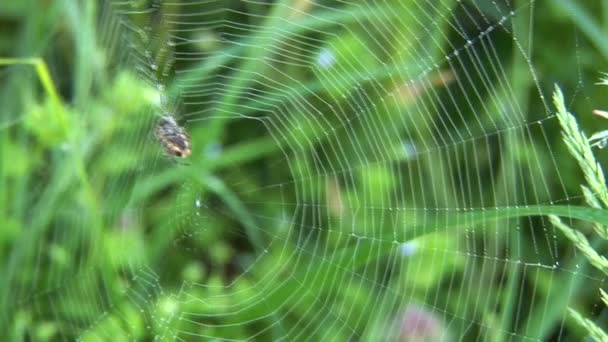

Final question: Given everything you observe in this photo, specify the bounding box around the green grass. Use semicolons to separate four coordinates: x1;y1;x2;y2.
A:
2;0;608;340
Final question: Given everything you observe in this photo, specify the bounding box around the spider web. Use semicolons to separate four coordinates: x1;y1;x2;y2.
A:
6;0;607;340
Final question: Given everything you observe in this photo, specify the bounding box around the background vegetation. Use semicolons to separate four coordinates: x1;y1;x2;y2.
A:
1;0;608;340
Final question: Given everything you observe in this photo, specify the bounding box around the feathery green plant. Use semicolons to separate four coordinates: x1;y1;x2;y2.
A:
553;84;608;340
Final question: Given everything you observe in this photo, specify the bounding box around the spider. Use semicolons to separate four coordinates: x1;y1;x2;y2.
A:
155;115;192;158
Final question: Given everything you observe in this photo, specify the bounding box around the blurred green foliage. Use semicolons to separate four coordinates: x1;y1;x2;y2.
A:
1;0;608;341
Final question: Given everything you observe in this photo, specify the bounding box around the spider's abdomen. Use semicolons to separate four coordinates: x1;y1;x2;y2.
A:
155;116;192;158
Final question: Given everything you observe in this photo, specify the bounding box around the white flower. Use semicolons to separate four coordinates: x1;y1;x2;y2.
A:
317;48;336;68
